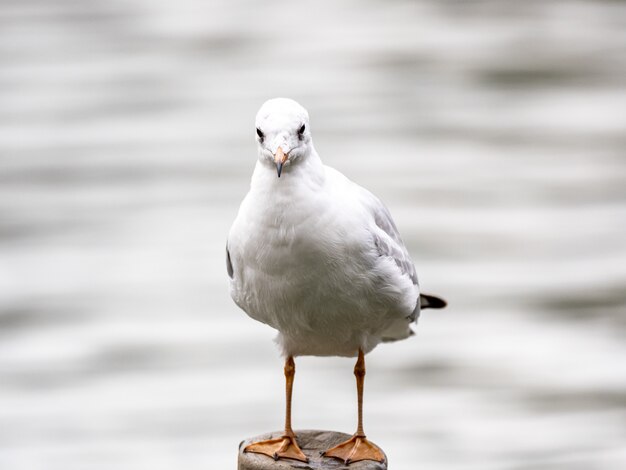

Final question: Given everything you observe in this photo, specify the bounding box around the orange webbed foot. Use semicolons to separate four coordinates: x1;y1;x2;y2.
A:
323;434;385;465
244;433;308;463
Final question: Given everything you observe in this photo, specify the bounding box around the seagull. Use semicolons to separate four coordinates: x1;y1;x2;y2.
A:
227;98;446;464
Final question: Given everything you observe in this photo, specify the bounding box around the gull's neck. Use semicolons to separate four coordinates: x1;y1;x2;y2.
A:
250;146;325;193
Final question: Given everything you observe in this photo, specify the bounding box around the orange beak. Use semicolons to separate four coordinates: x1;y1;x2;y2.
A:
274;146;288;177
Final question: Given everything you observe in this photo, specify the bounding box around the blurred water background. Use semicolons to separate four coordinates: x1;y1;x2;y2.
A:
1;1;625;469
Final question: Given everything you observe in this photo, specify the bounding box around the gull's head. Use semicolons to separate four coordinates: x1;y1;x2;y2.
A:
255;98;312;178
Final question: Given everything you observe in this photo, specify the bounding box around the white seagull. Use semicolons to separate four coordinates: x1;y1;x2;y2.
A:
227;98;446;464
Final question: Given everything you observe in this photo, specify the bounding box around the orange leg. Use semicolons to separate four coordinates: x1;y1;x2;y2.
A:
323;349;385;465
244;356;308;462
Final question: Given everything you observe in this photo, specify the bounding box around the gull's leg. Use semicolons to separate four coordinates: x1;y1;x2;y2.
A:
244;356;308;462
323;349;385;464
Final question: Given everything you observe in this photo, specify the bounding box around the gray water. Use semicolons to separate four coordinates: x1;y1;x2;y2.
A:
1;1;625;469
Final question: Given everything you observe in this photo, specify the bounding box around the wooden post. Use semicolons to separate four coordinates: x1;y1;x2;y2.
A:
238;430;388;469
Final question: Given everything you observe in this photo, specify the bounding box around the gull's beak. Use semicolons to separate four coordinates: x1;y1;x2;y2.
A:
274;146;288;177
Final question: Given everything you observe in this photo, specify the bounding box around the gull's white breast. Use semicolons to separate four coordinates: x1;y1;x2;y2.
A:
228;163;418;357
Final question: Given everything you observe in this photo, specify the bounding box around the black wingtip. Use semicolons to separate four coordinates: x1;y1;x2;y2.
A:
420;293;447;309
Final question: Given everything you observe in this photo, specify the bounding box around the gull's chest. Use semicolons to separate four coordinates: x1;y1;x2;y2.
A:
230;191;370;323
241;200;335;279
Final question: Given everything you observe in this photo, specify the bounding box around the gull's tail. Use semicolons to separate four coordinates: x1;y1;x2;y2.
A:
420;293;447;309
380;293;447;343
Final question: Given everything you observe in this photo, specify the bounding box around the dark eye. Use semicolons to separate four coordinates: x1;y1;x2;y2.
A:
256;128;264;141
298;124;306;136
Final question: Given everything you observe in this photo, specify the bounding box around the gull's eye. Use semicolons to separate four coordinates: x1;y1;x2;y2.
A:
256;128;264;141
298;124;306;137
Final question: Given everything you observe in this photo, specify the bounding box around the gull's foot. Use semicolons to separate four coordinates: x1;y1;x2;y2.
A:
244;433;308;463
323;434;385;465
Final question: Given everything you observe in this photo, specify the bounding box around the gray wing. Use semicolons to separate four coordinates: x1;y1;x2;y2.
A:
369;197;418;287
367;195;448;316
366;194;448;317
226;241;234;279
358;186;422;323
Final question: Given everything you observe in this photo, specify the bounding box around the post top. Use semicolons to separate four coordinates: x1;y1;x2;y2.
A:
238;430;388;470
